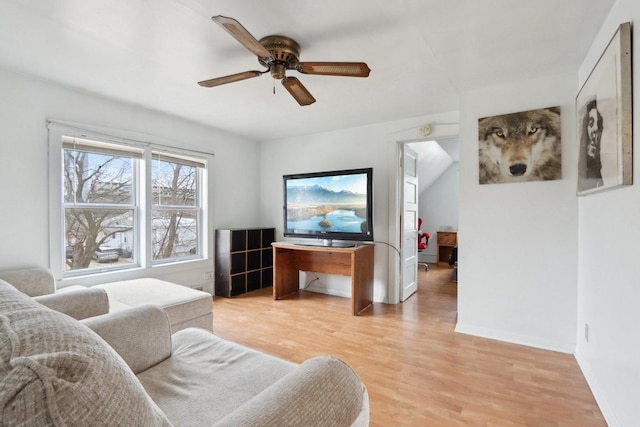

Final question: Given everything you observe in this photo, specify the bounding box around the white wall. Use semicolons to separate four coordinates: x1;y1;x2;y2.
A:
258;113;459;303
419;162;459;263
456;72;579;353
258;123;390;302
575;1;640;425
0;67;261;292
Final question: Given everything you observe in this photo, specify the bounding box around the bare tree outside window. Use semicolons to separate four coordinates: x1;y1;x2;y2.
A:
59;136;205;276
152;155;199;261
63;149;135;271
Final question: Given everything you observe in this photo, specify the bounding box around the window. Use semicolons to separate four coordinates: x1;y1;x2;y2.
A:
63;137;140;273
151;152;204;263
50;127;208;277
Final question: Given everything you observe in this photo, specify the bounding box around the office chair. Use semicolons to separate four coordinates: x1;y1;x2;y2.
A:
418;218;430;271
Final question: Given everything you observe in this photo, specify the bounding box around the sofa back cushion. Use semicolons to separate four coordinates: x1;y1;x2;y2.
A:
0;279;172;426
0;267;55;297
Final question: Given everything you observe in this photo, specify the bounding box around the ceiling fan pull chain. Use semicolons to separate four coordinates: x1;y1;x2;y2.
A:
273;78;276;95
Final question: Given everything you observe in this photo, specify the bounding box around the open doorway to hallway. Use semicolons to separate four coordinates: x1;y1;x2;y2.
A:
404;262;458;312
400;136;459;300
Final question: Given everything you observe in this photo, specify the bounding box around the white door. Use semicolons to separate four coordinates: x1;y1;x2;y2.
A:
400;145;419;301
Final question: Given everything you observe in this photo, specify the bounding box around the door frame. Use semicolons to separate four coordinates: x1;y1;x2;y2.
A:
387;129;458;304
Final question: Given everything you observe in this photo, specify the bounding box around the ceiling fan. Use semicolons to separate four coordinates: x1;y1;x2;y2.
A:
198;16;371;106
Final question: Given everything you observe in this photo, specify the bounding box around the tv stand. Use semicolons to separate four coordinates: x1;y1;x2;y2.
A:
272;242;374;316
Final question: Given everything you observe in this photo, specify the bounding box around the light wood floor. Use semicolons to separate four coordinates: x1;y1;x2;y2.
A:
212;264;605;426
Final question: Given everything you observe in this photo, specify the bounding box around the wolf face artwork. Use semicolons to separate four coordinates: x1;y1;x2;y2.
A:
478;107;561;184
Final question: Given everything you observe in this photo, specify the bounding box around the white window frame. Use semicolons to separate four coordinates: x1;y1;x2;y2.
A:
150;151;205;265
48;121;210;280
62;136;143;275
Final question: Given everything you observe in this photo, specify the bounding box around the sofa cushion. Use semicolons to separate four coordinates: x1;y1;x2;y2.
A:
0;267;55;297
214;356;367;427
83;305;172;375
137;327;296;426
0;279;172;426
95;278;213;331
34;287;109;320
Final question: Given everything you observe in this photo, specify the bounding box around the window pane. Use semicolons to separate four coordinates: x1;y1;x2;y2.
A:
56;132;206;278
65;208;135;271
152;209;198;261
152;157;197;206
64;149;133;204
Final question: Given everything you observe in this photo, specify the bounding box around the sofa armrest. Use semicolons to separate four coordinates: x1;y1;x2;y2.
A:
82;305;172;374
213;355;368;427
0;267;55;297
34;287;109;320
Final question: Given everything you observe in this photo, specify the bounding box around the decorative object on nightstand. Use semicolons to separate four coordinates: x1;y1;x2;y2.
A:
215;227;275;297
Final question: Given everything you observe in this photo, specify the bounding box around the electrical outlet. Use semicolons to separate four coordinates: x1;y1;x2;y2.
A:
204;271;214;280
584;323;589;342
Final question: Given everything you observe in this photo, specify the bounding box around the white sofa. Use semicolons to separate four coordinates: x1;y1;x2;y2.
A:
0;277;370;426
0;267;213;332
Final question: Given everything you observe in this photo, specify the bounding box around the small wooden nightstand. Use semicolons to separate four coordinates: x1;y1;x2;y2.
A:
436;231;457;265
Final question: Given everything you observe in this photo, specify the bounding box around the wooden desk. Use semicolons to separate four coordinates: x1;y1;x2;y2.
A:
272;242;374;316
436;231;457;265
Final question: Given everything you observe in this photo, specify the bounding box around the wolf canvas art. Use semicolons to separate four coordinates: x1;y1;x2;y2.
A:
478;107;561;184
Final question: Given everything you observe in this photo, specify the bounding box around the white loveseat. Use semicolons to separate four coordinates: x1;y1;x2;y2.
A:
0;277;370;426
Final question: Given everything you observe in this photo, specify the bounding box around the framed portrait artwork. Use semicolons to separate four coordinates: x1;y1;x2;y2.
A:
576;22;633;195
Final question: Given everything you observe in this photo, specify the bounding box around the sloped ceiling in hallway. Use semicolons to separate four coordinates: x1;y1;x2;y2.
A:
409;138;459;193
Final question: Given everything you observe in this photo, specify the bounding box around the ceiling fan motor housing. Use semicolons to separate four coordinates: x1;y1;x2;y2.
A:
258;35;301;79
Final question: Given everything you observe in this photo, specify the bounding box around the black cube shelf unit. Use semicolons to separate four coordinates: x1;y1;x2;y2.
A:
214;227;275;297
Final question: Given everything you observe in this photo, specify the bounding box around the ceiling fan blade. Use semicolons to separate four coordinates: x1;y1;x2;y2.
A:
211;16;273;60
198;70;264;88
282;77;316;106
295;62;371;77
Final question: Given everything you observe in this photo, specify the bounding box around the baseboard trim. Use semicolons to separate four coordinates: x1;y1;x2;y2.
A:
454;322;574;354
574;349;620;426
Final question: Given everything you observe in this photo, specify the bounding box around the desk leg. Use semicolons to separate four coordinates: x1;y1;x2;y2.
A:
351;246;374;315
273;248;300;299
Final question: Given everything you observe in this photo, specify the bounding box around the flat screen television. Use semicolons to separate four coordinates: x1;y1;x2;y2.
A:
283;168;374;246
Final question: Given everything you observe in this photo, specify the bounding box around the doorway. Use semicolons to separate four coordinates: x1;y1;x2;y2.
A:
396;136;459;302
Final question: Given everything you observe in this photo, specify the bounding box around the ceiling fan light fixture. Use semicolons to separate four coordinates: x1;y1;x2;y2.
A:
271;63;287;80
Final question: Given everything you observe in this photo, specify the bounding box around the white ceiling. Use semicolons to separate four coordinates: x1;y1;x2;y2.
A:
0;0;615;141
